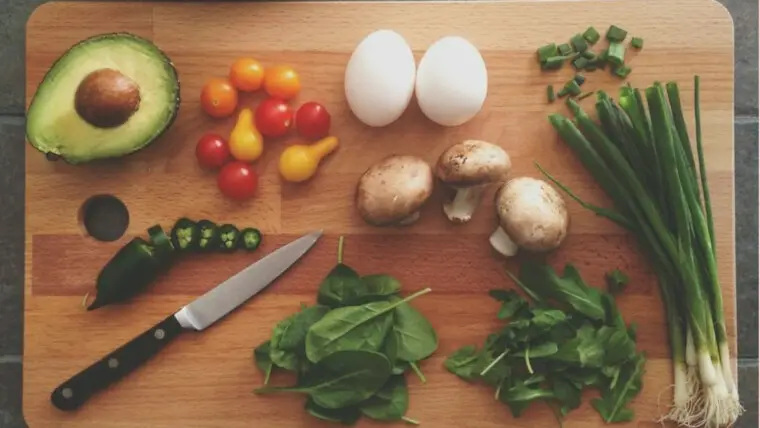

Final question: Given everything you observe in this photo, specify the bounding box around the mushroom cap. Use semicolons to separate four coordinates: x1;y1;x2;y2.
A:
356;155;434;226
435;140;511;187
494;176;569;252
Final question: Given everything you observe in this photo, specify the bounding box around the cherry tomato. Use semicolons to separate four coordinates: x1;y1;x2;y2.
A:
217;161;258;200
229;58;265;92
295;102;331;140
200;77;238;118
255;97;293;138
195;133;231;169
263;65;300;100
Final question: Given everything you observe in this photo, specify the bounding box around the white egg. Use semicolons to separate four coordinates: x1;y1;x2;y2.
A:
344;30;416;127
415;36;488;127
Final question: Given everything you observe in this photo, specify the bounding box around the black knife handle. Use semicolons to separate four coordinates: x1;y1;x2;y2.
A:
51;314;185;411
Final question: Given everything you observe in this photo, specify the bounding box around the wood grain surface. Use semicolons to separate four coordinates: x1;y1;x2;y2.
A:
23;1;736;427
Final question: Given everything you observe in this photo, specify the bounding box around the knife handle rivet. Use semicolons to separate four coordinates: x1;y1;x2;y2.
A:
154;329;166;340
61;388;73;399
108;357;119;369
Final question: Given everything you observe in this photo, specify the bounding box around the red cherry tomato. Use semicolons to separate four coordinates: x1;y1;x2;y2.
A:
255;97;293;138
217;161;258;200
295;102;331;140
195;133;230;169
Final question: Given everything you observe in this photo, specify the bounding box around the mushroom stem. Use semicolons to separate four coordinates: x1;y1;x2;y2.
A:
489;226;518;257
443;186;485;223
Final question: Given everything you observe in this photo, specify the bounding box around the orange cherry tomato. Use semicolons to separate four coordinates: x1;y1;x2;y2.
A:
200;77;238;118
229;58;265;92
263;65;301;100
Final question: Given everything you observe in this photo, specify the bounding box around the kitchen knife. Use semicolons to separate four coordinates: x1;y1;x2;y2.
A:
50;230;323;411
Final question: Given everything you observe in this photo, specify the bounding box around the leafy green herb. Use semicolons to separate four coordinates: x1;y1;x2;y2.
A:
253;340;273;385
445;262;645;424
253;236;437;426
359;375;419;425
255;350;391;409
605;269;630;295
305;398;361;425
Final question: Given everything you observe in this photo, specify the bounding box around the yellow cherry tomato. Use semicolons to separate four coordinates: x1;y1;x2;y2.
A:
279;136;338;182
229;108;263;162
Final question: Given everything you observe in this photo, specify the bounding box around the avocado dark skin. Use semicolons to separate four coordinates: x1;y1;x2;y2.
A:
75;68;141;128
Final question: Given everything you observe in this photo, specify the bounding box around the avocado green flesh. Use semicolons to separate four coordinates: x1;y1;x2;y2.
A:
26;33;180;164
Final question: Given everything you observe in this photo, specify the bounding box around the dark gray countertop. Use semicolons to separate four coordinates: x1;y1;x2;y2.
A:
0;1;756;426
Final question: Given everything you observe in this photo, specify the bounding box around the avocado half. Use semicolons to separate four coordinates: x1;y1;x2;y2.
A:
26;33;181;164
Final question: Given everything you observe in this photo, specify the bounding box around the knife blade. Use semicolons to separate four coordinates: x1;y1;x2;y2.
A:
50;230;323;412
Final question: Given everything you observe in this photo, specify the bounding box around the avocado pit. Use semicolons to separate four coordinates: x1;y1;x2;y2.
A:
75;68;141;128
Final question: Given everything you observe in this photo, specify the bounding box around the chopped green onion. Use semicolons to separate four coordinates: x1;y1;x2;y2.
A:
572;56;589;70
585;62;598;72
607;42;626;66
547;85;556;102
558;43;572;56
574;73;586;85
631;37;644;49
570;34;588;52
606;25;628;42
578;91;594;101
537;43;558;63
582;26;601;44
581;50;596;60
563;80;582;96
614;65;632;78
541;56;567;70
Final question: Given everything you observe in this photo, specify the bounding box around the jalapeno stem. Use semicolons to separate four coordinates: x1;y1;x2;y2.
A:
337;235;345;264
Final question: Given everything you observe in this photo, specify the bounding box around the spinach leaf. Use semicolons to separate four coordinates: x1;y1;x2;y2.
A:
488;289;529;319
389;297;438;362
316;263;363;308
253;340;273;385
254;350;391;409
359;375;413;422
552;377;582;416
498;382;555;417
605;269;629;295
353;274;402;304
591;353;645;423
382;330;408;375
305;288;430;363
444;345;481;380
519;262;606;321
305;398;361;425
270;305;329;371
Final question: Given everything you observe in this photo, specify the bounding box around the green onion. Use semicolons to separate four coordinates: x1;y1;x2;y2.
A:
543;76;744;428
572;56;589;70
614;65;632;78
631;37;644;49
574;73;586;85
547;85;556;102
562;80;582;97
578;91;594;101
606;25;628;42
581;50;596;60
607;42;626;66
541;56;567;70
570;34;588;52
582;26;601;44
537;43;558;64
558;43;572;56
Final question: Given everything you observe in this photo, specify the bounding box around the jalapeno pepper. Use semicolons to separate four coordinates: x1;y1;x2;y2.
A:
217;224;241;252
148;224;175;264
239;227;262;251
88;237;164;310
197;219;220;251
171;218;200;252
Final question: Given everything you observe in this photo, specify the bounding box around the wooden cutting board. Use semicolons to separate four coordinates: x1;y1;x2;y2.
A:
23;1;736;427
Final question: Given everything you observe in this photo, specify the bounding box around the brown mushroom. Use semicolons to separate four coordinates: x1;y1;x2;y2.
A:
489;176;569;257
435;140;511;223
356;155;434;226
75;68;141;128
